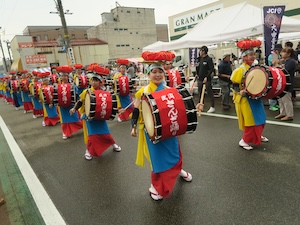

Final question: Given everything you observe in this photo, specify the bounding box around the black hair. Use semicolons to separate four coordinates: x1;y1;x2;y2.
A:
285;41;293;48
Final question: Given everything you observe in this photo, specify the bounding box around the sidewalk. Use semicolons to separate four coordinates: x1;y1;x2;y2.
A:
0;127;45;225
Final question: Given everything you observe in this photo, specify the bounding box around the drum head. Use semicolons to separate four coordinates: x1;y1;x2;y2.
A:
246;69;267;95
85;92;91;117
142;100;154;138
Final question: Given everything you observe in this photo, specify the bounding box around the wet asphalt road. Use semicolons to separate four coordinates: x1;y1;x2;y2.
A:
1;96;300;225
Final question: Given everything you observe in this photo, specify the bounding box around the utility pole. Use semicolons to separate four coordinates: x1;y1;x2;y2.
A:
0;29;8;72
3;40;12;65
0;42;7;72
50;0;73;61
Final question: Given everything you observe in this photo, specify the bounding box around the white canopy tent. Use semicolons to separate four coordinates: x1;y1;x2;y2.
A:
143;2;300;51
278;32;300;41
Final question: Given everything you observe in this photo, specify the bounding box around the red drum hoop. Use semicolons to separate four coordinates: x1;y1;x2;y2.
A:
142;87;197;143
85;90;117;120
244;65;290;99
74;75;88;88
116;76;133;95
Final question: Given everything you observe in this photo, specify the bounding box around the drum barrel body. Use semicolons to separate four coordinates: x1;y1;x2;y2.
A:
116;76;133;95
176;86;197;133
21;80;29;92
85;90;117;120
75;75;88;89
142;87;197;143
30;83;41;98
55;83;76;107
244;65;290;99
166;70;183;87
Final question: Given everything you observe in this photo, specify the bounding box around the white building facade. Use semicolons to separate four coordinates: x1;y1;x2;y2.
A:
87;6;162;60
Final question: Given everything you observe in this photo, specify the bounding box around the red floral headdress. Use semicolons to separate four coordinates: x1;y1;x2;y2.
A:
141;51;175;63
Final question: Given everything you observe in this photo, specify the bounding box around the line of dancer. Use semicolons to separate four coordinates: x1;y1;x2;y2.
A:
0;52;203;201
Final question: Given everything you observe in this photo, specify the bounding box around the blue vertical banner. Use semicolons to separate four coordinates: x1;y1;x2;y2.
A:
263;5;285;63
189;48;198;67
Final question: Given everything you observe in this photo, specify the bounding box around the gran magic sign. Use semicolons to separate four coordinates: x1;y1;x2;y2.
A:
173;4;223;32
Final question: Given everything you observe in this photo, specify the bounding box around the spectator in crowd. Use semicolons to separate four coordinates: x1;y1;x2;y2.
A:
218;53;232;109
284;41;297;59
285;41;298;100
127;63;136;79
267;43;282;111
231;55;239;70
196;46;215;113
255;46;262;63
275;47;297;121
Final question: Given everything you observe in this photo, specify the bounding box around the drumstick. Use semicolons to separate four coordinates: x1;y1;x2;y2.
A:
189;75;198;93
197;84;206;117
245;76;254;91
119;101;134;114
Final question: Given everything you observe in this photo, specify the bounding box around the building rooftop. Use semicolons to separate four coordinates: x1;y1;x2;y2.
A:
33;38;107;47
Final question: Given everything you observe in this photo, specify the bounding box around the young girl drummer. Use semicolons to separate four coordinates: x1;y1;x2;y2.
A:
70;66;121;160
131;52;201;200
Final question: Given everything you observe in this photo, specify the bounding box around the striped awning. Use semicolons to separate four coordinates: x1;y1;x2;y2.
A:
31;67;51;73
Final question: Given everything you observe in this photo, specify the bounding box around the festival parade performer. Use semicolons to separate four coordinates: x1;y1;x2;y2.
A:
10;71;23;110
56;65;82;140
230;39;269;150
73;64;88;95
113;59;134;122
4;76;13;104
69;65;121;160
49;66;60;85
29;71;44;118
20;70;34;113
0;77;5;99
130;51;201;201
163;60;185;88
39;72;60;127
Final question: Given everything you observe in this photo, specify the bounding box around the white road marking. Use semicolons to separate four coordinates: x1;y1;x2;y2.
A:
201;112;300;128
0;116;66;225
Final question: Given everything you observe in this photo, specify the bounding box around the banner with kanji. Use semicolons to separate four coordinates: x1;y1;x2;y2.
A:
263;5;285;63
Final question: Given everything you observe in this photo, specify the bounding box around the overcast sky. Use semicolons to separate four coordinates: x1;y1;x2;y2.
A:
0;0;217;42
